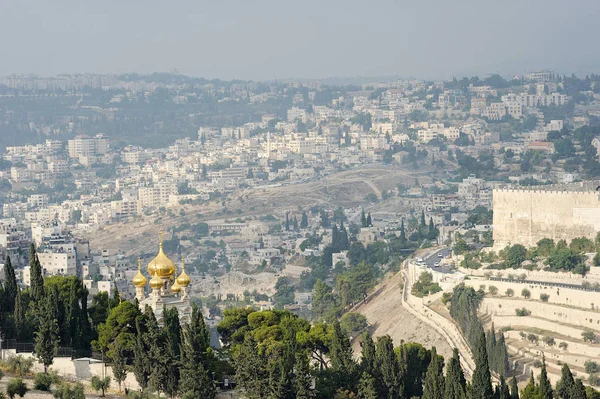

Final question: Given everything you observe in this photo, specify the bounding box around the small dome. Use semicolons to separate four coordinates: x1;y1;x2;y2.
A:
176;257;191;287
171;280;181;294
132;258;147;288
149;273;163;290
147;232;176;278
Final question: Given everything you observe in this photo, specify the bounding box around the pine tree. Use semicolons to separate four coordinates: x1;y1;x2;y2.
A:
361;209;367;227
510;376;519;399
556;363;575;398
538;354;553;399
422;346;444;399
34;289;60;372
4;256;17;312
366;213;372;227
444;348;466;399
375;335;402;399
357;372;378;399
301;211;308;229
285;212;290;231
471;329;493;399
29;244;44;302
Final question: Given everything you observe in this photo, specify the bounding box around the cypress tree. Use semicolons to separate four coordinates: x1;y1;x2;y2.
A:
366;212;372;227
400;220;407;243
13;288;24;340
163;307;181;398
556;363;575;398
29;244;44;302
293;350;315;399
301;211;308;229
510;376;519;399
109;338;127;392
422;346;445;399
420;210;426;227
444;348;466;399
520;372;540;399
572;379;587;399
339;221;349;250
497;332;510;376
375;335;402;399
538;354;553;399
360;332;376;373
486;324;497;374
293;216;299;231
498;375;511;399
34;289;60;372
471;329;493;399
329;321;356;391
285;212;290;231
361;209;367;227
4;256;17;312
357;372;378;399
132;313;151;390
332;225;339;251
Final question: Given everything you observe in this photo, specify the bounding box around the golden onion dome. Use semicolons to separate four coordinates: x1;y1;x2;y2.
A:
171;280;181;294
147;231;176;278
149;273;163;290
132;258;147;288
176;257;191;287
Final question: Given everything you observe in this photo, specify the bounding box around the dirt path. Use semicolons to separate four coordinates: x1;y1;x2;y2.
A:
351;271;453;360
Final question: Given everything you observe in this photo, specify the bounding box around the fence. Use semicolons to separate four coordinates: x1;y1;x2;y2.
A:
0;339;92;359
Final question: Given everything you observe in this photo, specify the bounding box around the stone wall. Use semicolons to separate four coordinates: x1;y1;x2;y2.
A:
493;188;600;249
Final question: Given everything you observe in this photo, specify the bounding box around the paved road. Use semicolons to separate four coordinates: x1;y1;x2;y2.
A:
421;248;453;274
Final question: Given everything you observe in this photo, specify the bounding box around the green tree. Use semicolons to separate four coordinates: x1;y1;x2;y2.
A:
294;350;315;399
90;376;111;397
3;256;17;312
29;244;45;302
498;376;511;399
329;321;357;390
471;329;493;399
35;289;60;372
444;348;466;399
538;355;553;399
357;372;378;399
361;209;367;228
13;289;25;340
109;339;127;393
556;363;575;399
52;382;85;399
375;335;403;399
521;372;541;399
301;211;309;229
312;279;337;322
422;346;444;399
366;212;372;227
510;376;519;399
504;244;527;268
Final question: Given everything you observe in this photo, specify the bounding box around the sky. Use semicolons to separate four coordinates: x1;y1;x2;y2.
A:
1;0;600;81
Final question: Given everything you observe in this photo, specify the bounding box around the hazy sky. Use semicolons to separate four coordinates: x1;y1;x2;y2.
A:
1;0;599;81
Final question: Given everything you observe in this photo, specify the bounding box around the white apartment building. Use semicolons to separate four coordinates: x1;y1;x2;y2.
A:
287;107;307;122
67;134;109;159
37;249;77;276
121;146;148;164
27;194;49;209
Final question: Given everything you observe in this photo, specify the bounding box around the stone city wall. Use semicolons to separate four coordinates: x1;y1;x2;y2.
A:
492;188;600;250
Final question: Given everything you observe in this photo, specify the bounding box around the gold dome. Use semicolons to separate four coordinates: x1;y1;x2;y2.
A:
176;257;191;287
149;272;163;290
147;232;176;278
132;258;147;288
170;280;181;294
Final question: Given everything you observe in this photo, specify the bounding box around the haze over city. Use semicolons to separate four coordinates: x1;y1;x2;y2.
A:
2;0;600;80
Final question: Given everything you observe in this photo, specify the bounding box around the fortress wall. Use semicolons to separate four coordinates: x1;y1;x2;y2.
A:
481;297;600;332
493;189;600;250
463;279;600;310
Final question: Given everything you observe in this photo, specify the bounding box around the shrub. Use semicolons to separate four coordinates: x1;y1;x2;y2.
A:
559;342;568;350
540;293;550;302
586;361;600;374
521;288;531;298
516;308;531;317
582;330;598;343
6;378;28;399
488;285;498;295
589;374;600;387
52;383;85;399
6;356;34;377
527;333;539;343
533;360;543;368
505;288;514;297
542;336;555;346
34;372;57;391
